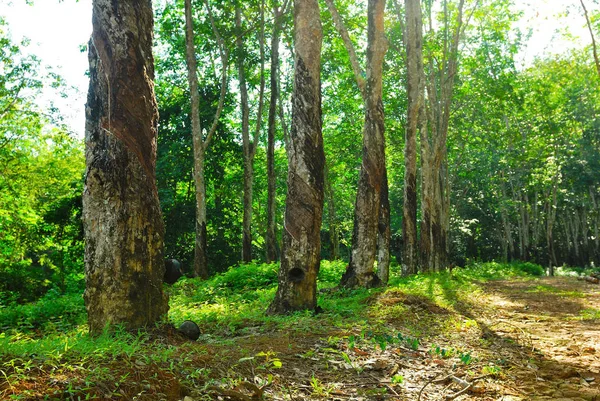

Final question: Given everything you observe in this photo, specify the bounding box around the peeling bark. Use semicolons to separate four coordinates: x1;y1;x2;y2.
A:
339;0;388;289
267;0;324;314
266;1;284;264
84;0;168;334
403;0;423;276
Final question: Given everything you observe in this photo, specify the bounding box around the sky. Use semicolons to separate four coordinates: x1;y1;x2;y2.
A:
0;0;594;137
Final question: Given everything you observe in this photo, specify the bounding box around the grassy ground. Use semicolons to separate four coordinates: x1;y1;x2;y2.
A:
1;261;599;400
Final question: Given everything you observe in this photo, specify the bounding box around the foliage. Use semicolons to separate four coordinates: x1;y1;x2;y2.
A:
0;17;84;303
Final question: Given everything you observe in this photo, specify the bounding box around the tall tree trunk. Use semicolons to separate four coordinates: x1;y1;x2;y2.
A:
325;161;340;260
377;167;391;284
84;0;168;334
340;0;388;288
581;207;590;266
185;0;228;278
590;187;600;264
185;0;209;278
266;4;282;264
403;0;423;276
237;0;266;263
500;177;515;262
547;184;558;275
420;0;466;272
237;3;253;263
267;0;324;314
580;0;600;78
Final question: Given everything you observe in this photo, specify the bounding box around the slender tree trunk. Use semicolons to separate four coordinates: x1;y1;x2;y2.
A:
325;161;340;260
377;167;390;284
420;0;466;272
563;215;573;265
581;207;590;266
185;0;228;277
236;3;253;263
403;0;423;276
185;0;209;278
590;187;600;264
266;3;283;264
580;0;600;78
572;210;581;264
340;0;388;288
84;0;168;334
547;184;558;275
267;0;324;314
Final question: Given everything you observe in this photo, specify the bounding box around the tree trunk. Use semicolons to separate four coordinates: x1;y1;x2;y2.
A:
267;0;324;314
580;0;600;78
185;0;210;278
547;184;558;275
83;0;168;335
377;167;390;284
419;0;466;272
236;3;253;263
340;0;388;289
402;0;423;276
266;2;284;264
185;0;228;277
325;161;340;260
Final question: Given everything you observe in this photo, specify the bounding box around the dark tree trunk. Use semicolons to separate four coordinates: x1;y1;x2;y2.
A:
266;2;283;264
340;0;388;289
325;161;340;260
83;0;168;335
403;0;423;276
267;0;324;314
377;167;390;284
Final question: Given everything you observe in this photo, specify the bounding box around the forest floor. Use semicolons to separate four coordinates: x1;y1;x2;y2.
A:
1;263;600;400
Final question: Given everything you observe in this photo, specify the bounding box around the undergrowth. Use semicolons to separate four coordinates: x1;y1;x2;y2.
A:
0;260;546;399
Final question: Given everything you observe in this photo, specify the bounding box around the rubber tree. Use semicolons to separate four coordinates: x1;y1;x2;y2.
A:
83;0;168;334
325;0;389;288
267;0;324;314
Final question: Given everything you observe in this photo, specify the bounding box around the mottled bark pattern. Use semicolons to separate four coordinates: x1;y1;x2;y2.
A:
268;0;324;314
377;167;390;284
340;0;387;289
403;0;423;276
84;0;168;334
185;0;209;279
266;4;283;264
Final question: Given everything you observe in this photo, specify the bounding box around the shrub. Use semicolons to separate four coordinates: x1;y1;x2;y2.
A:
513;262;545;276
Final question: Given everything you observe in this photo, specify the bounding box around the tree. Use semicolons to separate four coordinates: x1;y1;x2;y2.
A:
184;0;228;278
328;0;388;288
419;0;469;272
83;0;168;334
265;0;289;264
267;0;324;314
403;0;424;276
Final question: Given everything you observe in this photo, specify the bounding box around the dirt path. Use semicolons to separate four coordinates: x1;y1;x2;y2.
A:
206;276;600;401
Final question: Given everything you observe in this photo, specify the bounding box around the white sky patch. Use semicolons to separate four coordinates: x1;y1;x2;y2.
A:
1;0;92;137
515;0;592;68
0;0;597;137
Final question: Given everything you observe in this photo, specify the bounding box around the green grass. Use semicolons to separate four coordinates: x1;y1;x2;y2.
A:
0;261;544;363
526;284;586;298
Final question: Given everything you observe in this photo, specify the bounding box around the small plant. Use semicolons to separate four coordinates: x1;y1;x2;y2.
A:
309;375;335;397
391;374;404;384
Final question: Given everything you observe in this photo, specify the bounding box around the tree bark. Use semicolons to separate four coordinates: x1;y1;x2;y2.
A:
403;0;423;276
266;1;285;264
339;0;388;289
419;0;466;272
325;161;340;260
237;3;253;263
185;0;228;278
83;0;168;334
267;0;324;314
377;166;390;284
